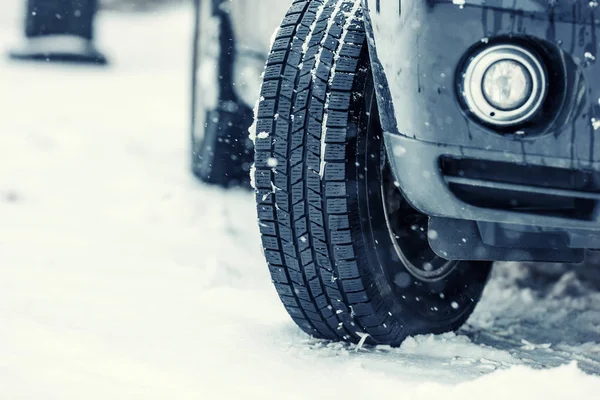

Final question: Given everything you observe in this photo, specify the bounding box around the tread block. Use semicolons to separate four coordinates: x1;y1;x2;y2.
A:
276;208;291;227
282;13;303;27
291;181;304;204
261;235;280;251
255;136;273;152
339;43;362;58
308;100;325;121
288;269;305;285
257;204;275;221
327;92;351;110
326;111;348;127
325;181;346;197
300;248;313;267
258;99;276;118
315;252;332;271
326;198;348;214
285;305;305;318
280;295;299;307
274;282;293;296
279;224;294;243
274;171;288;190
273;137;288;158
281;239;297;257
294;91;310;111
284;254;300;271
264;64;283;80
254;169;272;189
330;73;354;90
276;25;295;39
292;109;307;133
306;134;320;156
330;229;352;245
336;57;359;73
283;64;300;81
346;291;369;304
320;48;335;66
272;37;292;51
261;80;280;98
268;50;286;65
295;216;308;237
344;31;366;44
255;118;273;135
324;144;345;160
323;162;345;181
308;278;324;298
323;127;346;143
288;1;308;13
304;262;317;279
341;277;365;293
333;244;355;260
315;62;331;82
256;190;274;204
323;35;339;52
306;151;321;173
277;97;293;120
310;222;326;241
328;214;350;230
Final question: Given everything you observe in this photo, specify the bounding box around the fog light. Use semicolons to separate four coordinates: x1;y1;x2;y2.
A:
483;60;532;110
462;44;547;126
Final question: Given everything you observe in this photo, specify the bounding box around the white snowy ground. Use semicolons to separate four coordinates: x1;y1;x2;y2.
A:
0;2;599;399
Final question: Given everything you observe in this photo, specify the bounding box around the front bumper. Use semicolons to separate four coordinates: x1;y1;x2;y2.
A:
385;133;600;260
385;133;600;232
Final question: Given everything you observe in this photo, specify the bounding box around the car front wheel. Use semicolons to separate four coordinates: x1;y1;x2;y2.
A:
253;0;493;345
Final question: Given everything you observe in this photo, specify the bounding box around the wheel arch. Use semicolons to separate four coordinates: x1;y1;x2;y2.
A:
361;0;400;138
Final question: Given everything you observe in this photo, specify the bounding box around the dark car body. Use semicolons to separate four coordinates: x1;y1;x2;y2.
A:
364;0;600;262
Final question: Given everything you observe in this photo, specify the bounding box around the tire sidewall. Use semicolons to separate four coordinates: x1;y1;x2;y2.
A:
349;52;492;335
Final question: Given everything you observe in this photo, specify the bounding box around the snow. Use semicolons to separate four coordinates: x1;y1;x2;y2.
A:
0;1;599;399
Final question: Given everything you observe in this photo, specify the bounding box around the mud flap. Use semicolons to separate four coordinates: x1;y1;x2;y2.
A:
428;216;584;263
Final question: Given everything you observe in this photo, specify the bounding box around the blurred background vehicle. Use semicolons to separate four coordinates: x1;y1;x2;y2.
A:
9;0;107;64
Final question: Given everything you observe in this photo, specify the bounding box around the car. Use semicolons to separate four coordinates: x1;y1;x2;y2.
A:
190;0;288;186
194;0;600;346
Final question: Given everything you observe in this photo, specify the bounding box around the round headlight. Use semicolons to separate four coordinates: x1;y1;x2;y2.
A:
482;60;533;111
462;44;547;127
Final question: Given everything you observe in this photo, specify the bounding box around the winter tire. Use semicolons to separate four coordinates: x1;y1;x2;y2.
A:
254;0;493;346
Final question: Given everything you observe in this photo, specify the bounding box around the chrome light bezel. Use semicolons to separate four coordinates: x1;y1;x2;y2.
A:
462;44;548;127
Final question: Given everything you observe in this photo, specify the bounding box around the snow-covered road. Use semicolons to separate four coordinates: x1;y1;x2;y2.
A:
0;2;599;399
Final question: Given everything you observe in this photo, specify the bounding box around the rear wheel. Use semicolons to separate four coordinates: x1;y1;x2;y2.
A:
190;0;253;187
254;0;493;345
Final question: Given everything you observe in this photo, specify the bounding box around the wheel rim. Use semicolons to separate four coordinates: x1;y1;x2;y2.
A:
380;166;458;281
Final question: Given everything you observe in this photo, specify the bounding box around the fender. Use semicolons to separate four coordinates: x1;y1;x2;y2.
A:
361;0;401;139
